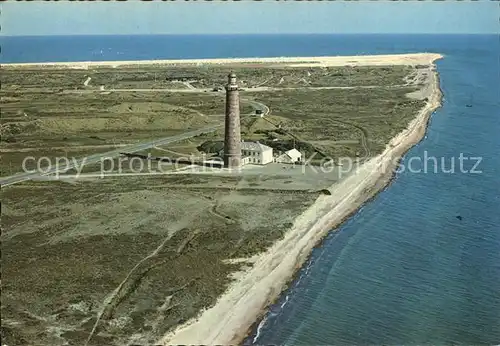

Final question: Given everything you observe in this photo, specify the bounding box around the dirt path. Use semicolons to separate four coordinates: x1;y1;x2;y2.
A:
181;81;196;90
85;231;175;345
152;146;194;158
330;118;371;159
60;84;411;95
85;211;205;345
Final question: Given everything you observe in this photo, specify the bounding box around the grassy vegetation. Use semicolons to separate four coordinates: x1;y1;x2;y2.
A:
1;64;420;175
1;62;429;345
1;65;412;91
0;148;110;176
1;178;318;345
186;87;424;160
243;87;425;158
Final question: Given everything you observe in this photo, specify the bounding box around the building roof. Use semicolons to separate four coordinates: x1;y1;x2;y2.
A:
285;148;302;160
241;141;272;152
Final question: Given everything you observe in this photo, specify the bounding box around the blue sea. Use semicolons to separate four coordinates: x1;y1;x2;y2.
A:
2;34;499;344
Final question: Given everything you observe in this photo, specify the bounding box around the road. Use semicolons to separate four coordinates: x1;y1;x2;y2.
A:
0;125;222;187
0;98;270;187
1;77;275;188
242;99;270;116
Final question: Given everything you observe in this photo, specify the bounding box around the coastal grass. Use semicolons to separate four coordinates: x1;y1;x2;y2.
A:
188;87;425;160
1;65;411;91
243;87;425;158
1;177;318;346
1;61;430;345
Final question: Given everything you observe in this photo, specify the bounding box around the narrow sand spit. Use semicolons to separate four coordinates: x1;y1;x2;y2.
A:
2;53;442;69
158;53;443;345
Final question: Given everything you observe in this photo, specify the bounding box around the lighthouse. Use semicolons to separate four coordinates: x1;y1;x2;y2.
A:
223;72;242;169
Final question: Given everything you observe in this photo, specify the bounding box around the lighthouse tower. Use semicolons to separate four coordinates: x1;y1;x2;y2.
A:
223;72;242;169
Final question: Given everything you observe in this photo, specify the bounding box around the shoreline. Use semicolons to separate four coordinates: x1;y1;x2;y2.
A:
159;53;443;345
1;53;442;69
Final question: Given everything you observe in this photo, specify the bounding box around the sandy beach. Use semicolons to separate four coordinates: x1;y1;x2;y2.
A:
155;53;443;345
2;52;442;69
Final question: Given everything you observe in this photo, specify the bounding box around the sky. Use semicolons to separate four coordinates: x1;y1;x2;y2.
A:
1;1;498;36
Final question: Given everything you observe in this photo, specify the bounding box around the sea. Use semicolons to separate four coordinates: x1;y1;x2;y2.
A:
2;34;499;345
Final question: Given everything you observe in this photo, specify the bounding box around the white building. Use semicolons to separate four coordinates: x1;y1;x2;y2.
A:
275;148;302;164
241;141;273;165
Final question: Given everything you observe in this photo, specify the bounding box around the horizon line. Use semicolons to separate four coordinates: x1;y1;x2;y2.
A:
1;33;496;38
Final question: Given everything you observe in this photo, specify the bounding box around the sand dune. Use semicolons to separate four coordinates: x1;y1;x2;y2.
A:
3;53;443;69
